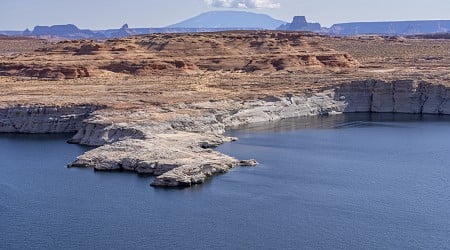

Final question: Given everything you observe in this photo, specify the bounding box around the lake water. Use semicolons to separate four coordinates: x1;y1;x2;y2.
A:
1;114;450;249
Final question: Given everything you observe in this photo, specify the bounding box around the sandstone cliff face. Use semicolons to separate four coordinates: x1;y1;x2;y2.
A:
0;105;99;133
336;80;450;114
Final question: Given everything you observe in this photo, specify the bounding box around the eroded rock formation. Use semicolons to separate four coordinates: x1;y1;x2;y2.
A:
0;32;359;79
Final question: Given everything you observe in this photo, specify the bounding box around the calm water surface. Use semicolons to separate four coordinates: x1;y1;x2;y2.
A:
1;114;450;249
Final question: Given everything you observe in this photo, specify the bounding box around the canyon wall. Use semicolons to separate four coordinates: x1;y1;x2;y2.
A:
335;80;450;114
0;105;99;133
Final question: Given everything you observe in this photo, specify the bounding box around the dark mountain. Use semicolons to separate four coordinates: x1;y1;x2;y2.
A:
329;20;450;35
167;11;286;29
277;16;321;32
30;24;102;39
108;24;134;38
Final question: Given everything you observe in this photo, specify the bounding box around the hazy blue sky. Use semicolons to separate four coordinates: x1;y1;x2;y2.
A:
1;0;449;30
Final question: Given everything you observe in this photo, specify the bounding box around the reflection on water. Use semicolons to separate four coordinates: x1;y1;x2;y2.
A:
231;113;450;133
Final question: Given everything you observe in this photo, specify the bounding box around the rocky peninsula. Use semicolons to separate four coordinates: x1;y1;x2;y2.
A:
1;32;449;187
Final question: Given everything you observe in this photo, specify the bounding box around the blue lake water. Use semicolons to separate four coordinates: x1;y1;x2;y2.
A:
1;114;450;249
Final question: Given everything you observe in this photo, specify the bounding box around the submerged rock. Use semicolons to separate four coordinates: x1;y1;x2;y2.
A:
239;159;258;167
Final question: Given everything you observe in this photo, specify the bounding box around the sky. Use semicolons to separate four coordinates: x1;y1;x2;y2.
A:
1;0;449;30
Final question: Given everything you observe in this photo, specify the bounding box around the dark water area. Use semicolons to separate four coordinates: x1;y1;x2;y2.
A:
1;114;450;249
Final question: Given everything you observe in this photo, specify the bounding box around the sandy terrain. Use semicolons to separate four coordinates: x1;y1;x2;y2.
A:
1;32;449;110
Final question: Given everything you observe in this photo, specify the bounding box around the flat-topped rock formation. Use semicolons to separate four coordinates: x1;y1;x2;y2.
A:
31;24;97;39
329;20;450;36
0;31;449;187
277;16;321;32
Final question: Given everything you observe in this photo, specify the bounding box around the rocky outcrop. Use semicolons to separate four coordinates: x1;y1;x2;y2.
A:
277;16;321;32
239;159;258;167
0;105;100;133
68;133;240;187
109;24;134;38
0;63;95;80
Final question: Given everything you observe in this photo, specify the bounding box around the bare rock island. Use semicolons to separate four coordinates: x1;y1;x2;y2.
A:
1;32;449;187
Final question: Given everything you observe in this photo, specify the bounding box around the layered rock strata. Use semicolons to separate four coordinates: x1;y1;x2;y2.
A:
336;80;450;114
0;105;100;133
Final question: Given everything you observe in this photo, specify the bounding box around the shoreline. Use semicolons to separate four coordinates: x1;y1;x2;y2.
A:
1;79;449;187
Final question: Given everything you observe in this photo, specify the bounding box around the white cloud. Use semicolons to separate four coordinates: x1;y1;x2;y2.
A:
204;0;281;9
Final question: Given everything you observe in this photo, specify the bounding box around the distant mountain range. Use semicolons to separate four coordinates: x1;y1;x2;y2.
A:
168;11;285;29
329;20;450;35
0;11;282;40
0;11;449;39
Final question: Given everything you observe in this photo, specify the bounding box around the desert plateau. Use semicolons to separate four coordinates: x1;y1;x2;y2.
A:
1;31;449;187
